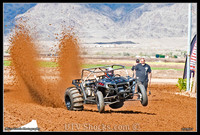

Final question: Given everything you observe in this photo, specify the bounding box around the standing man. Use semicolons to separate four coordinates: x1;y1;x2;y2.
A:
134;58;152;94
131;59;140;77
131;59;140;96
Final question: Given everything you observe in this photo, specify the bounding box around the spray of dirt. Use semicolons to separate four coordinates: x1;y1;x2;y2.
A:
9;24;81;108
57;30;81;88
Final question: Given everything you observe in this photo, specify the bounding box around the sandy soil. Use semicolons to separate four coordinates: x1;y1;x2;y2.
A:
3;66;197;132
3;83;196;132
4;60;195;132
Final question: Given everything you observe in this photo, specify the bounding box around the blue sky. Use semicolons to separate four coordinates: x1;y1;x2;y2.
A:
3;3;37;34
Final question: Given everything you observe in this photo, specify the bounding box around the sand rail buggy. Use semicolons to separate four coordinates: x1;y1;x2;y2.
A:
64;64;148;113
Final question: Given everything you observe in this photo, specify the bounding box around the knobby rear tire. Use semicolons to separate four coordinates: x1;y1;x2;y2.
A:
64;87;84;111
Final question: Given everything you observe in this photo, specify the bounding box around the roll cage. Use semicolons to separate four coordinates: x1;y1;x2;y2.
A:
81;64;129;82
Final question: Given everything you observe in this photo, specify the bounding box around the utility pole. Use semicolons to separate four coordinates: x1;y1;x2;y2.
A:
186;3;192;91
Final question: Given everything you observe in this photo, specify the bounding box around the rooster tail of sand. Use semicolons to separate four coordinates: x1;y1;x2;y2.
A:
9;24;81;108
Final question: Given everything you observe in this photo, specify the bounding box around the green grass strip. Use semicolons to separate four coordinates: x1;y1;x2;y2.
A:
151;67;184;71
38;61;58;67
3;60;59;67
3;60;11;66
82;64;107;68
3;60;184;71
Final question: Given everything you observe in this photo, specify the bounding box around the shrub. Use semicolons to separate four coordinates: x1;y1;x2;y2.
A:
155;54;165;58
123;52;130;56
176;78;194;92
176;78;187;92
159;54;165;58
155;54;159;58
139;52;143;56
5;49;10;54
173;55;178;58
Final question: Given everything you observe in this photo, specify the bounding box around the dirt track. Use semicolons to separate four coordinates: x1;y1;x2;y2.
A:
4;83;196;132
3;23;196;132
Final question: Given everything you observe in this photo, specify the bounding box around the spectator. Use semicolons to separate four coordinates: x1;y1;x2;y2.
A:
131;59;140;97
131;59;140;77
134;58;152;94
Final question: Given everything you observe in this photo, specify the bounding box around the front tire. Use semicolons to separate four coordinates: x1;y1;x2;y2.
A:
64;87;84;111
138;84;148;106
96;91;105;113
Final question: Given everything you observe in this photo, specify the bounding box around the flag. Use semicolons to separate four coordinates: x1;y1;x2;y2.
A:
190;39;197;71
183;34;197;79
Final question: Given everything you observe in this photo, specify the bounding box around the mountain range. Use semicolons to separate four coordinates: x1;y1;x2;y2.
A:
4;3;197;42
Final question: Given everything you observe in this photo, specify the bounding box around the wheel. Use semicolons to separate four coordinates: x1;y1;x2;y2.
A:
138;83;148;106
109;101;124;109
64;87;84;111
96;91;105;113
